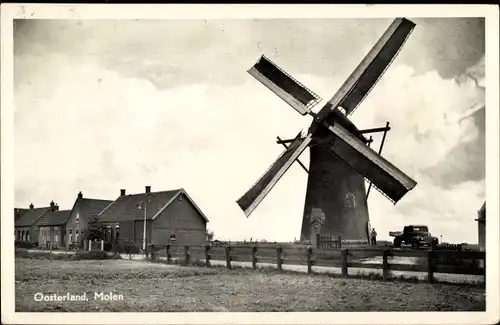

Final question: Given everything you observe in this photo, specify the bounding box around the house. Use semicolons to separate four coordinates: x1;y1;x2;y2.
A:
475;201;486;252
97;186;209;249
64;191;113;246
37;209;72;248
15;201;57;244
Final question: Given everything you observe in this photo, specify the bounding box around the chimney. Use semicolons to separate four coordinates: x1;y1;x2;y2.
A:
120;189;126;196
54;204;59;211
78;191;83;199
50;201;55;212
29;203;34;210
145;186;151;194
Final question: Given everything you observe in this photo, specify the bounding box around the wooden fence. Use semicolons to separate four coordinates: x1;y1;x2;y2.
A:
149;244;485;283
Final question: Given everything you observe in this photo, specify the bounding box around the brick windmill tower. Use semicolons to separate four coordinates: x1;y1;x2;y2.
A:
236;18;418;244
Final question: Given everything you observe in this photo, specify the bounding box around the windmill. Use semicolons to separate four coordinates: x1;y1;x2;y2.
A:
236;18;418;244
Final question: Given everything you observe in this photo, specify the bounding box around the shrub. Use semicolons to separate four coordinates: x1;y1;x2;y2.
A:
68;242;82;250
73;250;108;260
124;240;140;254
15;241;38;249
103;242;113;251
111;253;122;260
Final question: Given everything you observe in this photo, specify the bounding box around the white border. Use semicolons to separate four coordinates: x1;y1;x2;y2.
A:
1;4;499;325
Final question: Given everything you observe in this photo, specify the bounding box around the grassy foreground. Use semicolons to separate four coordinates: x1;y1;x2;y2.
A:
15;258;485;312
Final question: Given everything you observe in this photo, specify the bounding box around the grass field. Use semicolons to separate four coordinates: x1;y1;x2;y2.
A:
15;257;485;312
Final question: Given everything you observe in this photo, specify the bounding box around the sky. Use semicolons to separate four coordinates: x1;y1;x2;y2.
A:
13;18;485;244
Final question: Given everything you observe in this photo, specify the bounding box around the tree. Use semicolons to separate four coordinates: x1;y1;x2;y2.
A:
81;216;105;242
207;229;215;243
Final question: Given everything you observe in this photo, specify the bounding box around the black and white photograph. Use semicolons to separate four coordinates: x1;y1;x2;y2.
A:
1;3;499;325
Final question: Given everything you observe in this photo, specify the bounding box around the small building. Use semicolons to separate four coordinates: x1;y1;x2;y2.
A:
64;191;113;246
37;209;71;248
475;201;486;251
15;201;57;244
97;186;209;249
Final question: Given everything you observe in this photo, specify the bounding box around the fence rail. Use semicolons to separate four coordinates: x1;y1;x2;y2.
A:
148;244;485;282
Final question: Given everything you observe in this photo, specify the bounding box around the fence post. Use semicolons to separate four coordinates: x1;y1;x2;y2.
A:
204;245;211;267
382;249;390;280
276;247;282;271
166;245;171;264
225;246;232;269
341;248;348;277
337;235;342;249
150;245;155;261
307;247;313;273
252;246;257;269
184;245;190;266
427;250;434;283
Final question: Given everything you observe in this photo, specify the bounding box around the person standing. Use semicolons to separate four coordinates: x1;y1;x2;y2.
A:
370;228;377;245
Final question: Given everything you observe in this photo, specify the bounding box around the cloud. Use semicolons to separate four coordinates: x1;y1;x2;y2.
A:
346;56;485;244
14;19;485;244
15;18;485;89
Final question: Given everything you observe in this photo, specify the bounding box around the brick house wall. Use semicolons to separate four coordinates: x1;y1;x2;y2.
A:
39;226;65;248
15;226;34;243
152;193;207;246
16;219;44;244
65;205;86;245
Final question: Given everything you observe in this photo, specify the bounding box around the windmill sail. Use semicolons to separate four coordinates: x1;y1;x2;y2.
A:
248;55;322;115
317;18;415;120
324;121;416;203
237;133;313;217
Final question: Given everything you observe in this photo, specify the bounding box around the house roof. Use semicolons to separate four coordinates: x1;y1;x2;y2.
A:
14;208;29;221
77;198;114;218
98;188;209;223
15;207;51;227
37;210;72;226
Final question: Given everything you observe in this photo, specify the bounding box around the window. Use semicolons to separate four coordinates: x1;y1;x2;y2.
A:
27;231;30;241
75;213;80;224
17;230;21;241
68;228;73;243
170;234;176;242
75;229;79;242
116;226;120;239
